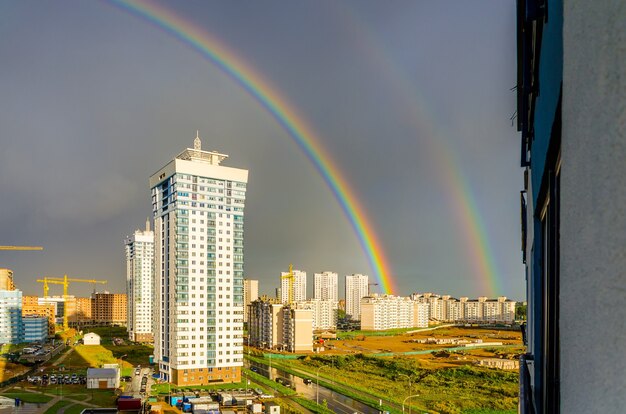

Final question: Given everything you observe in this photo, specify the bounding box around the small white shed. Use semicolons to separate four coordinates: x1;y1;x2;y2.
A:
86;368;120;389
83;332;101;345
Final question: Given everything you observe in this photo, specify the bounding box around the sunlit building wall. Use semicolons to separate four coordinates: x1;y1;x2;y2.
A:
151;135;248;386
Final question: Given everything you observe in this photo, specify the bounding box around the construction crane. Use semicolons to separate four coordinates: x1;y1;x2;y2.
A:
281;264;295;305
36;274;107;330
0;246;44;251
368;282;379;296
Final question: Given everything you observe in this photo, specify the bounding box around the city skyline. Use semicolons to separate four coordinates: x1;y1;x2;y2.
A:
0;1;523;300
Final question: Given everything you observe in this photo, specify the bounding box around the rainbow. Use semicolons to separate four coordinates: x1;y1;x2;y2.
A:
106;0;397;294
331;3;501;296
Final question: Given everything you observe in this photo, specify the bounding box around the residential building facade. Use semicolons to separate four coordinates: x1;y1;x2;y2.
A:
22;295;55;337
0;289;23;344
248;298;283;350
280;306;313;353
345;274;368;320
280;268;306;304
314;271;338;302
516;1;625;411
360;294;418;330
151;135;248;385
22;315;47;343
297;299;337;331
243;279;259;325
125;219;155;342
92;292;127;326
0;269;15;291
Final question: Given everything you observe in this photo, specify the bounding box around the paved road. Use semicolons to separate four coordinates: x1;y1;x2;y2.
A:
248;361;380;414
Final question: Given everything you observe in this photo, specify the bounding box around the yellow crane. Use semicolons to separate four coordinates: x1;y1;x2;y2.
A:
0;246;43;251
36;274;107;330
281;264;295;305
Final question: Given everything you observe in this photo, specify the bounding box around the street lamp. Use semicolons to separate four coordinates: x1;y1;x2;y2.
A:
402;394;419;414
398;374;414;414
315;365;324;406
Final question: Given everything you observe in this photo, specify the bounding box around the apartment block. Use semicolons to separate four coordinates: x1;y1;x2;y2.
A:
248;298;283;350
281;306;313;353
22;295;55;337
314;271;338;302
0;289;23;344
125;219;155;342
151;135;248;385
281;268;306;304
345;274;368;320
297;299;337;331
92;292;127;326
23;315;47;343
360;294;418;330
0;269;15;291
248;298;313;353
243;279;259;324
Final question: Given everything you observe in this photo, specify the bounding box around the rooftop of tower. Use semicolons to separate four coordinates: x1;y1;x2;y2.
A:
176;131;229;165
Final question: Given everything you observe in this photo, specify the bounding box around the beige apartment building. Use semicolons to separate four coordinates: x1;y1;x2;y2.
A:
0;269;16;291
243;279;259;325
281;306;313;353
248;298;313;352
92;292;127;326
22;295;55;337
74;297;93;326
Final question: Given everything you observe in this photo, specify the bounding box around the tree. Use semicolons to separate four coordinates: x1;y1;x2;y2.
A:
515;303;527;320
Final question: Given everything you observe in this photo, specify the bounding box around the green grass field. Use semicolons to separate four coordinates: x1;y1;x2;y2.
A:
267;353;518;414
0;389;54;404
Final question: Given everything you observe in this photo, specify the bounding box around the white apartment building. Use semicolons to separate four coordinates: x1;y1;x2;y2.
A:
412;294;516;324
360;294;418;330
125;219;155;343
314;271;338;302
413;302;430;328
0;289;23;344
345;274;368;320
150;134;248;386
280;268;306;304
243;279;259;324
297;299;338;330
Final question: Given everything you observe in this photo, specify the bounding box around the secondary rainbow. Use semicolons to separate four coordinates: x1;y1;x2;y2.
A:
329;2;502;296
107;0;397;294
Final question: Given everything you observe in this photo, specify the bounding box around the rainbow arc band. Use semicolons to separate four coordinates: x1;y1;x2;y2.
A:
107;0;396;293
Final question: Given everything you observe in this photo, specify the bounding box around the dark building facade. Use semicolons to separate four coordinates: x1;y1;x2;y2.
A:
517;0;625;412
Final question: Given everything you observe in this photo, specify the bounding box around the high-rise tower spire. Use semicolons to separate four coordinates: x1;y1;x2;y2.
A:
194;130;201;150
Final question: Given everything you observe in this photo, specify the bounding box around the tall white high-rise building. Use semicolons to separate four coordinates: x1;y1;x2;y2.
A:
280;268;306;304
150;134;248;386
345;274;369;320
243;279;258;324
125;219;155;343
314;271;338;302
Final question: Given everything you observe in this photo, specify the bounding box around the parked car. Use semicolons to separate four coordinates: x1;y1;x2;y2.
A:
303;378;312;385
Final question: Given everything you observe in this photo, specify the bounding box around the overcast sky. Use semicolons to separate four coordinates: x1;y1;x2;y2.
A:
0;0;524;300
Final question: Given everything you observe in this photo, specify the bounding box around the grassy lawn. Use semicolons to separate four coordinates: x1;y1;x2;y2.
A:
70;345;119;367
336;327;420;339
84;389;117;407
65;405;91;414
265;353;518;414
44;400;72;414
0;389;54;403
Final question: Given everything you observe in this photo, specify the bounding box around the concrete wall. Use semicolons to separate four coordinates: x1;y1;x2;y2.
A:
561;1;626;412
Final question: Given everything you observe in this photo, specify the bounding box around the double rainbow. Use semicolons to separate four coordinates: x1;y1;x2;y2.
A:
107;0;397;294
